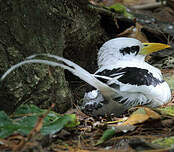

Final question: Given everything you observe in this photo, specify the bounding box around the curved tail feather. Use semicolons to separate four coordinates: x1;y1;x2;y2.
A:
0;54;116;99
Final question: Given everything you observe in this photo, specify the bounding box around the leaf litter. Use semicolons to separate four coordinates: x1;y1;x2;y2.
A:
1;44;174;151
0;104;79;151
1;103;174;151
1;1;174;151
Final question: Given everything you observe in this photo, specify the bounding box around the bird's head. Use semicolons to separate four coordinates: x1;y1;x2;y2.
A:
99;37;170;60
98;37;170;67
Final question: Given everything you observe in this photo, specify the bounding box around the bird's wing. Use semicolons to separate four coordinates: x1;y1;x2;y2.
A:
94;66;164;106
0;54;117;100
95;66;164;88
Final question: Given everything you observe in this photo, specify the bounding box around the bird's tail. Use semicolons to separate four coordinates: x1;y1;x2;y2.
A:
0;54;116;99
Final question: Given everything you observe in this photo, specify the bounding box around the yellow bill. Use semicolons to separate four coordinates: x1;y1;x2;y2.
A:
140;43;170;55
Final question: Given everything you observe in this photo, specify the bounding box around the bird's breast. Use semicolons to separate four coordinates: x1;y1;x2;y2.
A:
147;81;171;107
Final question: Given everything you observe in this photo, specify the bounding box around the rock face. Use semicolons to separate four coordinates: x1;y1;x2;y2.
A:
0;0;115;113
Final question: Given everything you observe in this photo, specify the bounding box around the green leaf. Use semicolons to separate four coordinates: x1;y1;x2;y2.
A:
0;124;19;138
41;114;78;135
0;111;19;138
109;3;126;13
164;75;174;91
109;3;134;19
0;104;79;138
64;114;80;128
14;104;43;115
152;136;174;148
158;106;174;116
16;116;38;135
96;128;116;145
0;111;12;126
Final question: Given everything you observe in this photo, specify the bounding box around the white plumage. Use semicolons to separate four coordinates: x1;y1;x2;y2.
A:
0;37;171;116
95;38;171;107
98;38;143;68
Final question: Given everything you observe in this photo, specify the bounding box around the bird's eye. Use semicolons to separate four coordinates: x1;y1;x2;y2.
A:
131;45;140;55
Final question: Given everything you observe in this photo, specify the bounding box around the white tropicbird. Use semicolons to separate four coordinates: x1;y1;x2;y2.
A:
0;37;171;116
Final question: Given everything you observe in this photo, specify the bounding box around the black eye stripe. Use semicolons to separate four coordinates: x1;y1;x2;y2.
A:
120;45;140;56
131;46;140;55
131;46;139;51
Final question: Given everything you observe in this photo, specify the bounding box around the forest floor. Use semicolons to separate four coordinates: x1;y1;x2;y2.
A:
1;0;174;151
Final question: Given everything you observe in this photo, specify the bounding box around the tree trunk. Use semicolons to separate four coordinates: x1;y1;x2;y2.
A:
1;0;171;113
0;0;121;113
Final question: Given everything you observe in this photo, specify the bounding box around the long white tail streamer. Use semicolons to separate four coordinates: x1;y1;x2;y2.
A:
0;54;117;99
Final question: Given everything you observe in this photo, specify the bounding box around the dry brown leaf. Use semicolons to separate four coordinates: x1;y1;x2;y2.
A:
117;23;148;42
121;107;161;126
123;113;149;125
134;23;149;42
144;107;161;119
117;25;135;37
0;135;26;151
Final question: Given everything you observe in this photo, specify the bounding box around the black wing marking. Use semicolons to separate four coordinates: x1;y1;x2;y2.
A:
95;67;164;87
